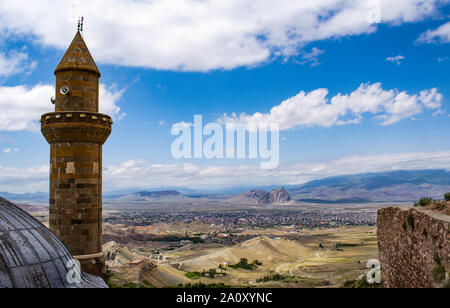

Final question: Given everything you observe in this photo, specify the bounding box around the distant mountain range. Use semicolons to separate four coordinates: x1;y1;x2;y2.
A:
0;191;48;204
289;169;450;203
116;190;189;202
2;169;449;205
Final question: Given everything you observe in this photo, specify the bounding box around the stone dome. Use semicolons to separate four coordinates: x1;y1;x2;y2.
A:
0;197;107;288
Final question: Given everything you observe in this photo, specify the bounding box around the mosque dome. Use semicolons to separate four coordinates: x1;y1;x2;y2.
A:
0;197;107;288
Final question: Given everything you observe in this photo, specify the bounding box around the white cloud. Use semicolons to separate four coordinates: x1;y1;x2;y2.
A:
98;83;126;120
0;0;447;71
159;120;166;126
0;164;48;192
2;150;450;192
3;147;18;154
219;83;443;130
0;151;450;192
173;121;193;128
0;83;125;132
0;50;36;77
89;150;450;190
418;21;450;43
297;47;325;67
433;109;446;116
0;84;54;132
386;55;405;65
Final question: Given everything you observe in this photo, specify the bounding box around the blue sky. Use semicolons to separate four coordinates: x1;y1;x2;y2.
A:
0;0;450;192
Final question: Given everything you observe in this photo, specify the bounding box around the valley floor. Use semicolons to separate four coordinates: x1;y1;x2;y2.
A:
105;226;378;288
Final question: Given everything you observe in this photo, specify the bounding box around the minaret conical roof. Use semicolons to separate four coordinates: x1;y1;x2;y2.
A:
54;31;100;77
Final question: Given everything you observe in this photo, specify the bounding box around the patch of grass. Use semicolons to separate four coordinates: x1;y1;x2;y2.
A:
341;276;383;288
176;282;231;288
335;242;359;248
432;265;446;283
106;270;154;289
256;274;285;283
434;202;446;210
185;271;203;279
185;268;224;279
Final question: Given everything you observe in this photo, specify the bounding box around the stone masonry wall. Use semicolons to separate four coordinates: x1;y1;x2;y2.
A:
377;207;449;288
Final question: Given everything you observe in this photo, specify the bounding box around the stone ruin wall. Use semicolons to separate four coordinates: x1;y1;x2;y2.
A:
377;207;449;288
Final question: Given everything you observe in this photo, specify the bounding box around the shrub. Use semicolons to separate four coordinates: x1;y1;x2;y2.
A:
228;258;260;270
207;269;217;278
445;193;450;202
432;266;446;283
256;274;284;283
185;272;203;279
252;260;263;266
178;282;230;288
416;197;433;207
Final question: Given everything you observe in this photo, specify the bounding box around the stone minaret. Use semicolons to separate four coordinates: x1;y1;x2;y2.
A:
41;29;112;277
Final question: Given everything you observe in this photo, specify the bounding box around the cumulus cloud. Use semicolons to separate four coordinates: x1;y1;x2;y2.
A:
0;164;48;193
0;83;125;132
219;83;443;130
99;84;126;120
0;84;54;132
386;55;405;65
418;21;450;43
0;50;36;77
3;150;449;192
0;0;447;71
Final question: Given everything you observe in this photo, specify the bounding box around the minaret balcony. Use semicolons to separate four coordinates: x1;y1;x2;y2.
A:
41;112;112;145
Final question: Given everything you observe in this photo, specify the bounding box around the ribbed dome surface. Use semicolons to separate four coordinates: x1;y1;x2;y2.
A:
0;197;107;288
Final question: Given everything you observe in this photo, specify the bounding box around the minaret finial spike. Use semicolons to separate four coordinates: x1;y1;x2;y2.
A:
80;16;84;33
77;17;81;32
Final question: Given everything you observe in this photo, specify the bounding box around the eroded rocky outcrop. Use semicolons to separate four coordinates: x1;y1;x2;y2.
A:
229;188;291;205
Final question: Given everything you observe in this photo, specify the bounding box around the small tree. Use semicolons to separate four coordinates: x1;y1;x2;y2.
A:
415;197;433;207
445;193;450;201
208;269;217;278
